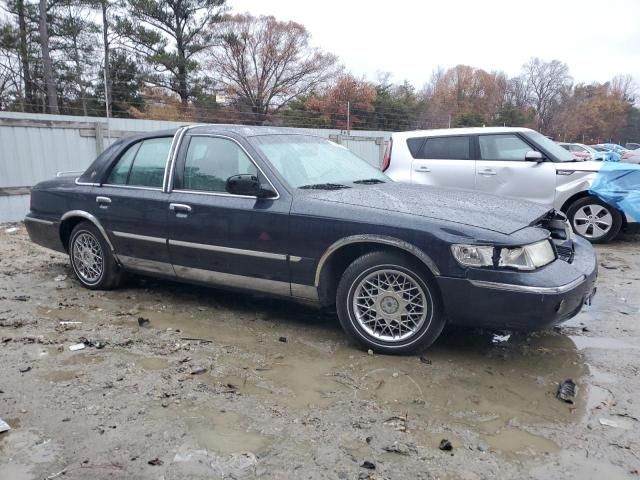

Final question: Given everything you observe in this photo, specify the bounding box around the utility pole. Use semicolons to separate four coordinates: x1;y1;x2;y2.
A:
346;101;350;136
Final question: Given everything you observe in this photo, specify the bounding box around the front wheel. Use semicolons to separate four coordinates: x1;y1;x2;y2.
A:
69;221;122;289
336;251;445;355
566;197;622;244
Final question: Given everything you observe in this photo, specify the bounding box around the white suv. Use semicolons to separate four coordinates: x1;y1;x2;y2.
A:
383;127;636;243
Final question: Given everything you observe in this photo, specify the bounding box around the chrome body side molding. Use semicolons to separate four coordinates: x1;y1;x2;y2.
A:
314;234;441;287
112;231;167;244
168;239;289;261
60;210;116;253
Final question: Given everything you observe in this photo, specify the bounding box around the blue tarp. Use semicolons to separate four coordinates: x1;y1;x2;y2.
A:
590;162;640;222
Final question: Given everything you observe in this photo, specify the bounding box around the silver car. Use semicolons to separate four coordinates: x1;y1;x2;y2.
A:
383;127;637;243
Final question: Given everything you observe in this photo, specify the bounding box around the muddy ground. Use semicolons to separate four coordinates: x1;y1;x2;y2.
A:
0;225;639;480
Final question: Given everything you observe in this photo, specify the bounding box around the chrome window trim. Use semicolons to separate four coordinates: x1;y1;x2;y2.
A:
314;235;441;287
469;275;586;294
101;184;163;192
168;133;281;200
24;216;54;226
75;178;99;187
60;210;116;254
165;125;205;193
57;170;84;177
112;231;167;244
168;239;289;261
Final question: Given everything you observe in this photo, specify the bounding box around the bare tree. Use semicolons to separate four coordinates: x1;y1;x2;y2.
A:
38;0;58;113
207;14;340;124
521;57;571;132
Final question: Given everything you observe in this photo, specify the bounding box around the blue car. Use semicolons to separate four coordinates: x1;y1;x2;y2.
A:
24;126;598;354
598;143;630;155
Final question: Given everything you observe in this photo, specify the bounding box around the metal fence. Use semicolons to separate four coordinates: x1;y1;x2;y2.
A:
0;112;390;222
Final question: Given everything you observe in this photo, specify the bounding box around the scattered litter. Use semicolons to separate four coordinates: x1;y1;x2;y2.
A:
492;332;511;344
419;356;432;365
600;418;632;430
19;366;32;373
69;343;86;351
367;349;374;356
190;368;207;375
0;418;10;433
13;295;29;302
180;337;212;343
278;336;287;343
178;357;191;364
5;227;18;234
80;337;107;349
361;461;375;470
439;439;453;451
137;317;150;327
59;321;82;325
54;275;67;282
383;414;408;432
557;379;577;404
148;458;163;466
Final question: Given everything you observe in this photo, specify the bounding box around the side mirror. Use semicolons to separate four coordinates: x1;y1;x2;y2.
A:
525;150;545;163
225;174;277;198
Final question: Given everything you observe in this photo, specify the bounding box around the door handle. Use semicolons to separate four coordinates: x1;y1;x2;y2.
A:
169;203;192;215
415;166;431;172
96;196;111;208
479;169;497;176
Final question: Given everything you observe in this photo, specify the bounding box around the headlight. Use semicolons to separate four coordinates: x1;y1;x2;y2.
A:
451;240;556;270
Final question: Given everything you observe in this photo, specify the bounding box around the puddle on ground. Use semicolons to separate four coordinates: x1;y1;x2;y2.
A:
484;429;559;456
44;369;81;382
151;405;272;455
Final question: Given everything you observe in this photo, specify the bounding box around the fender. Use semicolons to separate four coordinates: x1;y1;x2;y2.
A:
60;210;116;254
314;234;441;287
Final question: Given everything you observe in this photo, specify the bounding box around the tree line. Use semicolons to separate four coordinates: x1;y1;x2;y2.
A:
1;0;639;144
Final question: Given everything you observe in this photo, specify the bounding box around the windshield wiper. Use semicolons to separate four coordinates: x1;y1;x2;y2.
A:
299;183;351;190
353;178;386;184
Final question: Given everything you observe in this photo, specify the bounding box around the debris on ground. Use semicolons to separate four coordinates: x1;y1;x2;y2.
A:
0;418;10;433
599;418;632;430
278;336;287;343
54;275;67;282
367;349;374;356
439;439;453;451
492;332;511;344
13;295;29;301
383;441;415;455
19;366;32;373
5;227;18;234
360;460;376;470
419;356;432;365
148;458;164;466
190;368;207;375
383;414;407;432
557;379;577;404
59;321;81;326
69;343;86;351
137;317;150;327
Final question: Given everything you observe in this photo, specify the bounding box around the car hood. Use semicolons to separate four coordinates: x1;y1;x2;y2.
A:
303;183;551;235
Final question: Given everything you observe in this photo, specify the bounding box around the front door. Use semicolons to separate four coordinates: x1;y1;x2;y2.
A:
474;133;557;206
92;136;174;276
410;135;476;190
166;134;292;295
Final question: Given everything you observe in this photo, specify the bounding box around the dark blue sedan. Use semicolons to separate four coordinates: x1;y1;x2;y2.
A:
25;125;598;354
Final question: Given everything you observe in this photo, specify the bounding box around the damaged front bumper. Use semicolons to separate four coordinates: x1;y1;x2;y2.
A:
437;236;598;330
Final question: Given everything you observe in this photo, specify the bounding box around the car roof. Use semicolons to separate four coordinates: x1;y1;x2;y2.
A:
391;126;535;139
187;124;320;137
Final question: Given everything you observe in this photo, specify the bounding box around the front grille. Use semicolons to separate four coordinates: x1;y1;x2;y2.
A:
556;245;574;263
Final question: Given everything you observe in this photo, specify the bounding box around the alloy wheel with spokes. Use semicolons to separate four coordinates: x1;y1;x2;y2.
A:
352;268;428;342
572;204;613;239
337;251;445;354
71;231;104;285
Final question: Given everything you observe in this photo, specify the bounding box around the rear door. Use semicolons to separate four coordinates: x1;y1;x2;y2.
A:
410;135;476;190
92;136;174;276
474;133;556;205
166;134;292;295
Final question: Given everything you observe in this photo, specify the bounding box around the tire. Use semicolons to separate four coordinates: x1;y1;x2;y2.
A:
336;251;445;355
566;196;622;244
68;221;122;290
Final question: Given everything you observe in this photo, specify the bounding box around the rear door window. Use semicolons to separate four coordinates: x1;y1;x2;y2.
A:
416;136;471;159
106;137;172;188
479;134;532;161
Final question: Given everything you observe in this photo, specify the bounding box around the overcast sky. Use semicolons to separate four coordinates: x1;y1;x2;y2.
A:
231;0;640;89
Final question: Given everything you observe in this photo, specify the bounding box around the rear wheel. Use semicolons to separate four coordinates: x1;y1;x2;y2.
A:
566;196;621;244
336;251;445;354
69;221;122;289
